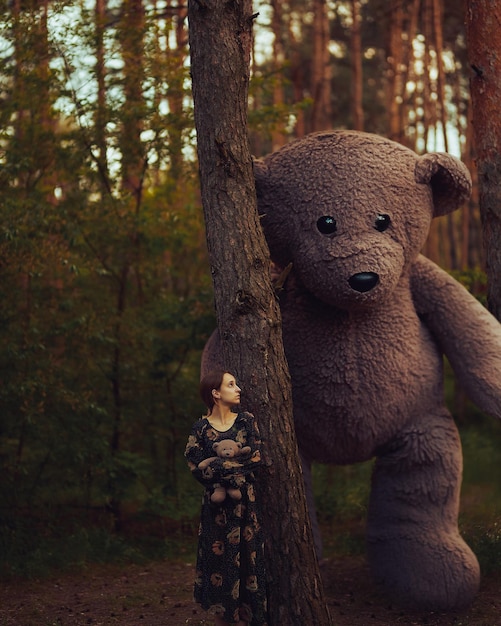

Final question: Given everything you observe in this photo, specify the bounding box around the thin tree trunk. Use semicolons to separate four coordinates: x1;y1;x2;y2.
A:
465;0;501;320
463;102;482;269
119;0;146;204
401;0;421;148
167;1;188;179
95;0;109;185
188;1;331;623
271;0;286;150
432;0;458;269
289;13;306;138
422;0;435;149
350;0;364;130
311;0;331;131
432;0;448;152
456;77;471;270
387;0;405;143
107;264;129;530
421;0;439;264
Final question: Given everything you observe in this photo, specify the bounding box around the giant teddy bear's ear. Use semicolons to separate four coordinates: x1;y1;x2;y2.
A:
414;152;472;217
253;158;268;194
253;159;292;268
253;157;293;267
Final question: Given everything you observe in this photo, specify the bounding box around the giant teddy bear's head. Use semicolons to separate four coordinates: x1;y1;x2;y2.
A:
255;130;471;310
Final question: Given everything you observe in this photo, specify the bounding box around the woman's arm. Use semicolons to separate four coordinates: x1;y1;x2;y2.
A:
184;422;227;488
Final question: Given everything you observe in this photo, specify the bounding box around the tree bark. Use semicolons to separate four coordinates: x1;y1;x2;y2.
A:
167;1;188;179
350;0;364;130
119;0;146;203
270;0;287;150
387;0;402;142
187;1;331;624
465;0;501;320
95;0;109;185
311;0;332;131
288;9;306;138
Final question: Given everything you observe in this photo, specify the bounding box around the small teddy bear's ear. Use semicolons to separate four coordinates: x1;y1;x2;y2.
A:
212;442;219;451
414;152;472;217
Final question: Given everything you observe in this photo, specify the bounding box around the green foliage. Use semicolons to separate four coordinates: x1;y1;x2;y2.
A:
0;522;137;579
313;461;373;524
466;522;501;575
460;421;501;510
0;1;214;577
0;515;195;579
458;416;501;574
313;462;372;557
450;267;488;305
248;67;312;152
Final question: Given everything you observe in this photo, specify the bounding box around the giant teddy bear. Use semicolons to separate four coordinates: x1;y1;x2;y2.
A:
202;130;501;611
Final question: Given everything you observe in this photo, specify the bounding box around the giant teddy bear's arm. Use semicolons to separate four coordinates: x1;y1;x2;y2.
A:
411;254;501;420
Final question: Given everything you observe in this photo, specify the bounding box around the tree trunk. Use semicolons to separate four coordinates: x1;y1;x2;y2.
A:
350;0;364;130
167;1;188;179
422;0;435;149
289;11;306;138
432;0;448;152
270;0;287;150
431;0;460;269
95;0;109;185
403;0;421;149
119;0;146;203
465;0;501;320
311;0;332;131
387;0;405;143
187;1;331;624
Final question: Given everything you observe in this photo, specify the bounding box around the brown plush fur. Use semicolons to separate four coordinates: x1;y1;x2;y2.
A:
203;131;501;610
198;439;251;503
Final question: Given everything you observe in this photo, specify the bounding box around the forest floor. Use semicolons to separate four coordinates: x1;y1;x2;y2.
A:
1;554;500;626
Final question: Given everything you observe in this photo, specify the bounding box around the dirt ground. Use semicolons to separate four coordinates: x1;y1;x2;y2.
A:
1;555;500;626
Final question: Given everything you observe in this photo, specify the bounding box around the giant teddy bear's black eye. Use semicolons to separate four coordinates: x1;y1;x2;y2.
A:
317;216;337;235
375;214;391;232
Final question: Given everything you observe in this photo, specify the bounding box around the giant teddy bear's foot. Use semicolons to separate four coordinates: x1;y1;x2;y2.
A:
366;412;480;611
367;531;480;610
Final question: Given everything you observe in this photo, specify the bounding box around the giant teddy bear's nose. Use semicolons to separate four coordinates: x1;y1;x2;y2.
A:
348;272;379;293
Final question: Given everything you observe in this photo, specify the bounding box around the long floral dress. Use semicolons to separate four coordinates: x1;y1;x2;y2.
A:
185;411;268;625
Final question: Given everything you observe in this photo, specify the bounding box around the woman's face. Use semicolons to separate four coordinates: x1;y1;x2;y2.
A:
214;373;241;406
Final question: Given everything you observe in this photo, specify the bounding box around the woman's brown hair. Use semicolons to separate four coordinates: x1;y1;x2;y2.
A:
199;369;234;415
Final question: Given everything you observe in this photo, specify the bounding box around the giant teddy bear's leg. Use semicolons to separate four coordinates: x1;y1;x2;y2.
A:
366;410;480;610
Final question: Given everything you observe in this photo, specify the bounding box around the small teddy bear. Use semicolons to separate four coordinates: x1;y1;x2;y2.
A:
198;439;251;504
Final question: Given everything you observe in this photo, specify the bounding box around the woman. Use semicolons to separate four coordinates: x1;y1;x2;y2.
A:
185;369;267;626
